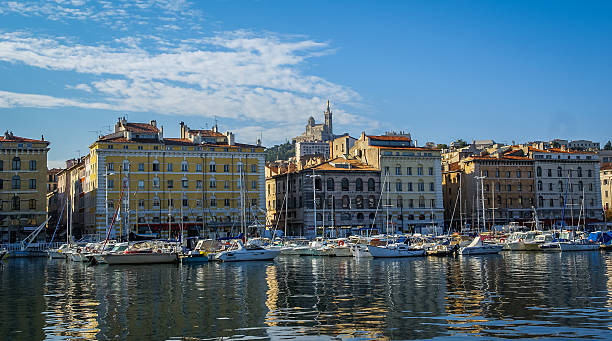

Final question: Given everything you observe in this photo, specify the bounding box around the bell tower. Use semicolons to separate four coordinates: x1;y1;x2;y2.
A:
324;100;333;138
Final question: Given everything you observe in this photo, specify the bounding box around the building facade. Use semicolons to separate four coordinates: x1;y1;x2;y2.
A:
295;141;330;163
351;132;444;233
601;165;612;213
528;147;603;225
0;132;49;243
443;153;535;230
76;118;266;240
266;157;382;237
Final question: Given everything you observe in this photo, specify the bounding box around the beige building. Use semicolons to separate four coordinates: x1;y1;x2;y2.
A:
351;132;444;233
294;101;334;143
0;131;49;243
329;134;357;159
601;165;612;213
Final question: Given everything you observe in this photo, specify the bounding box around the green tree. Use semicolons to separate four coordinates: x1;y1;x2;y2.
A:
436;143;449;149
604;141;612;150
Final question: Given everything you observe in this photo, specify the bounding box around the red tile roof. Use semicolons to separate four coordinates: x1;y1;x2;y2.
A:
188;129;225;137
306;157;378;172
368;135;412;142
123;122;160;133
0;135;48;143
372;146;439;151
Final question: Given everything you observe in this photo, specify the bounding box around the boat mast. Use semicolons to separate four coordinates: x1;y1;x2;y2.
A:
284;171;288;237
459;173;463;232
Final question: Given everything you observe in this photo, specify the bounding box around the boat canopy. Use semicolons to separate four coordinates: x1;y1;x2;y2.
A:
588;231;612;245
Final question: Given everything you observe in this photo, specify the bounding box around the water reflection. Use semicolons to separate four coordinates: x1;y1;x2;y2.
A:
0;252;611;340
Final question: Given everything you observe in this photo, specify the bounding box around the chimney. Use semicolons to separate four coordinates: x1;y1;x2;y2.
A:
150;120;157;127
225;131;235;146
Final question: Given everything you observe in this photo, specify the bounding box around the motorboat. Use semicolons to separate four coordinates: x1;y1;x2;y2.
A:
426;243;457;256
320;239;352;257
102;251;179;265
213;240;280;262
367;243;426;258
558;239;599;251
459;236;502;255
502;231;541;251
48;243;70;259
94;243;129;264
180;239;221;263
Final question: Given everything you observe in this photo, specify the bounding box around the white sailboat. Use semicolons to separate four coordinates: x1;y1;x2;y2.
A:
459;236;502;255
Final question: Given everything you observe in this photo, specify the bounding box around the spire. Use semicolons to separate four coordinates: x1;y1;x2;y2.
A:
326;99;330;112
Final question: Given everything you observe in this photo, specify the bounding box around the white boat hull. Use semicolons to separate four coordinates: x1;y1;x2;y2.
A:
321;246;352;257
459;245;502;255
367;245;426;258
102;253;178;265
559;243;599;252
48;251;66;259
350;245;372;258
214;249;280;262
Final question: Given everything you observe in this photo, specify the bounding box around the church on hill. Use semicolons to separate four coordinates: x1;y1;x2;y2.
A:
294;100;335;143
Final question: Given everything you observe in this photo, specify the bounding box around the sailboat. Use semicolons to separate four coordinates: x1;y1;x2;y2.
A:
558;187;598;251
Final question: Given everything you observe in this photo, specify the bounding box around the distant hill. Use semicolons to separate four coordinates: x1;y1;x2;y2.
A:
265;141;295;161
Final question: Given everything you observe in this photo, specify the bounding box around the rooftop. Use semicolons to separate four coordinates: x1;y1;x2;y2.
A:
307;157;378;172
0;131;48;144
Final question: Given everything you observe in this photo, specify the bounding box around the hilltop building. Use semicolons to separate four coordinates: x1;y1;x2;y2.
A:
294;101;335;143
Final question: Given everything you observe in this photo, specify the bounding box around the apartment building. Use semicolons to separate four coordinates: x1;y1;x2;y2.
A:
0;131;49;243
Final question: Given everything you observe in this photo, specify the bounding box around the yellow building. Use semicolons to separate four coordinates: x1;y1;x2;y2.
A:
0;131;49;243
81;118;265;239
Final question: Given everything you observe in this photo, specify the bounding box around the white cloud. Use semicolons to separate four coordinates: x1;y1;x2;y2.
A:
0;31;361;128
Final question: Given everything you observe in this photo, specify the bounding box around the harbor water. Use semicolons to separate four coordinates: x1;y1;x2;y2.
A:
1;252;612;340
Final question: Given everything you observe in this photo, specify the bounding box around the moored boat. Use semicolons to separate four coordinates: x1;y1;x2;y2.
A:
459;236;502;255
367;243;426;258
214;240;280;262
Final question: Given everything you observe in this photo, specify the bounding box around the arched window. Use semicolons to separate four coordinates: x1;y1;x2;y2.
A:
368;178;375;191
396;180;402;192
537;180;542;191
12;175;20;189
557;167;562;177
327;178;334;191
342;195;350;208
181;160;188;172
356;178;363;191
558;180;563;192
152;159;160;172
538;196;544;207
397;196;403;208
122;160;130;172
355;195;363;209
578;181;583;191
341;178;349;191
577;167;582;177
369;212;376;221
12;157;20;170
315;178;321;190
537;166;542;177
418;196;425;208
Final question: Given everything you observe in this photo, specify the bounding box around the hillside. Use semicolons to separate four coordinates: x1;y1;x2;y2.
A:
265;141;295;161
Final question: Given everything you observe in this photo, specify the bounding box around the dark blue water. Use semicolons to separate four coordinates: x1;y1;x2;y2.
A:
1;252;611;340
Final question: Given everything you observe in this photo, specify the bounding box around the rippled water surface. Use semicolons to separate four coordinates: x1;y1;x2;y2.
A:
1;252;612;340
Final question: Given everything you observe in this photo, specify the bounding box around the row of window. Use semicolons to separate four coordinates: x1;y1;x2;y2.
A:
536;166;592;178
483;183;531;192
0;197;37;210
0;158;37;171
106;144;258;153
537;196;596;207
385;166;434;176
389;181;435;192
311;212;434;222
108;161;257;174
536;180;593;192
108;197;258;209
108;178;257;190
0;177;36;190
482;169;531;178
314;178;377;192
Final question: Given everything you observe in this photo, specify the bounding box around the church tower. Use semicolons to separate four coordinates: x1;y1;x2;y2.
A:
324;100;333;138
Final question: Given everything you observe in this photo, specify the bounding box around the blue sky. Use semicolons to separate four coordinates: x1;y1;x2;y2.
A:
1;0;611;168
